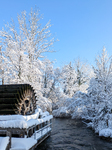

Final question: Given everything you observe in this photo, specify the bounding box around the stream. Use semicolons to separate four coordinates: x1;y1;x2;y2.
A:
36;118;112;150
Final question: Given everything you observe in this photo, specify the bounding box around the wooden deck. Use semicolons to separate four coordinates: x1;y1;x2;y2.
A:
0;120;52;150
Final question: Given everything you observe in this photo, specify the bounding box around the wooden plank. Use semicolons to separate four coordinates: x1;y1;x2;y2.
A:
0;93;20;98
0;109;16;114
0;98;19;104
0;104;16;109
0;84;28;88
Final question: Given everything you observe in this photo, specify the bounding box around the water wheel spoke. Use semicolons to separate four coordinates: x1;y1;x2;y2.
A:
0;84;37;115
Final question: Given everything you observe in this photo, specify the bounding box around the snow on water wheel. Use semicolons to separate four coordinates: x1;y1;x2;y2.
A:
0;84;37;115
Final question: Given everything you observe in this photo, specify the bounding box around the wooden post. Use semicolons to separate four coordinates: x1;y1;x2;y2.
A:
6;131;11;149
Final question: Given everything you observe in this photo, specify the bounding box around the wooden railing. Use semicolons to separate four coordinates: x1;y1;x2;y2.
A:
33;122;52;140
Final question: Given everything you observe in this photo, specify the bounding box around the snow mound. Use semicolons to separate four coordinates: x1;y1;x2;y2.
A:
0;108;53;129
99;128;112;138
53;91;88;119
0;115;25;121
53;107;71;118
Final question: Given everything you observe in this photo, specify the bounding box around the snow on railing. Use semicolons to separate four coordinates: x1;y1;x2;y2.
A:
33;123;52;140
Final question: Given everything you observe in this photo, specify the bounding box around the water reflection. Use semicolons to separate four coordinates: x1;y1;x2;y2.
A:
36;118;112;150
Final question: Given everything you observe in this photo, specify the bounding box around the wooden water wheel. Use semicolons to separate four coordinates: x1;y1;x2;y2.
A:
0;84;37;115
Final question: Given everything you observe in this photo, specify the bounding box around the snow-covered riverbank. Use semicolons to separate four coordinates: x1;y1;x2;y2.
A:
53;91;112;139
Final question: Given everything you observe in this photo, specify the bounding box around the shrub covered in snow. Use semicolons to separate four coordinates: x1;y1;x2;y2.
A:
53;91;89;119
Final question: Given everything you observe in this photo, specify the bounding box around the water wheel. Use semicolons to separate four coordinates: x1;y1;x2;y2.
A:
0;84;37;115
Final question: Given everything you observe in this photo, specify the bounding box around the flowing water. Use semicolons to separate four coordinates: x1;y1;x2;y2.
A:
36;118;112;150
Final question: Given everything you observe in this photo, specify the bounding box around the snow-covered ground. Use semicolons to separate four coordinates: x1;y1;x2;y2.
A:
10;138;37;150
0;137;9;150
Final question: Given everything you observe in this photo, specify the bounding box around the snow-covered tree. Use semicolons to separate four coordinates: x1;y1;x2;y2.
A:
87;47;112;133
47;67;62;104
60;62;76;97
74;59;93;93
0;8;54;97
0;46;4;84
41;59;61;103
60;60;92;97
88;47;112;104
41;59;54;98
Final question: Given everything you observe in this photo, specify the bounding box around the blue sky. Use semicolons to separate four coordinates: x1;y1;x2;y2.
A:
0;0;112;67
